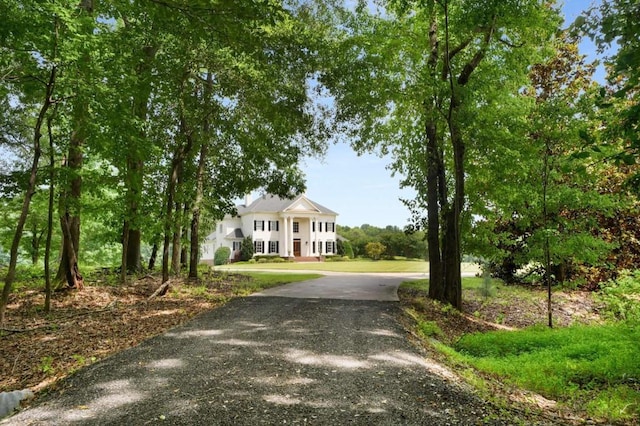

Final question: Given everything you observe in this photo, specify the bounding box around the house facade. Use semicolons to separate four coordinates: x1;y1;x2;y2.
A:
201;194;338;263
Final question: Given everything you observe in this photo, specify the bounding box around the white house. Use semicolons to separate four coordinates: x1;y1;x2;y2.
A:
201;194;339;263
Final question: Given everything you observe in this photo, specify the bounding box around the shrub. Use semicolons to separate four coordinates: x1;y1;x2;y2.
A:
598;270;640;323
214;247;231;265
417;320;443;338
325;255;347;262
365;242;386;260
342;241;355;259
239;236;254;261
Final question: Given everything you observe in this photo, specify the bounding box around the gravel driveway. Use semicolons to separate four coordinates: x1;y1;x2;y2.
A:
3;274;539;425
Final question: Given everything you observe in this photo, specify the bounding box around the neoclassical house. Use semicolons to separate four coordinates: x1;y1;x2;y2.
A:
201;194;338;262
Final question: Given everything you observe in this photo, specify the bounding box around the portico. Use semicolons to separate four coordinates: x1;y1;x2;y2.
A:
203;193;338;263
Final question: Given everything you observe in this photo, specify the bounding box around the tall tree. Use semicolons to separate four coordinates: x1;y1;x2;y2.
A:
579;0;639;166
0;1;61;322
323;0;557;309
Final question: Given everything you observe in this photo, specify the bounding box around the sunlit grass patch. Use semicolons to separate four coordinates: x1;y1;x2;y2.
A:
454;324;640;421
238;272;322;294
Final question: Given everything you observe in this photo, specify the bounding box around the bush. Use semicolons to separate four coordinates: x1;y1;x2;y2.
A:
365;241;386;260
342;241;354;259
598;270;640;323
254;255;283;262
214;247;231;266
239;236;254;261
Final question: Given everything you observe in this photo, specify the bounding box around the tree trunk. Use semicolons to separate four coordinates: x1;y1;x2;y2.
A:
426;119;444;301
55;0;93;286
162;156;179;285
170;162;184;275
148;241;158;270
59;213;84;289
120;220;129;284
121;38;157;275
44;109;57;313
189;72;213;280
189;147;207;279
0;64;56;323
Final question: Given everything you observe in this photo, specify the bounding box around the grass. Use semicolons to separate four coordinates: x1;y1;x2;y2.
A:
218;259;481;274
401;276;540;302
239;272;322;293
400;276;640;423
454;324;640;422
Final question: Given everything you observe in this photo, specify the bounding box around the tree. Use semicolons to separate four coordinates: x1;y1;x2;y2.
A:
469;32;617;294
239;236;254;261
579;1;639;167
0;0;62;322
323;0;558;309
365;242;386;261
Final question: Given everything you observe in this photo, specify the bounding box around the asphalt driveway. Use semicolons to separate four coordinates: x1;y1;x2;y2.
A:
3;273;529;425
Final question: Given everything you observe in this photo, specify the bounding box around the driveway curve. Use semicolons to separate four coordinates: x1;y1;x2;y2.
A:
253;271;425;301
4;274;541;425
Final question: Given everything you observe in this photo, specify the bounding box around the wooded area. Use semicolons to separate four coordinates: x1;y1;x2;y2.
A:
1;0;639;319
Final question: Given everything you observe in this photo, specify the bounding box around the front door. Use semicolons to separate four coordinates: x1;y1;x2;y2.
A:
293;239;301;257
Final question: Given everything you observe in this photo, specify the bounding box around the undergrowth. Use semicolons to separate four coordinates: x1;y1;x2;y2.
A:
455;324;640;422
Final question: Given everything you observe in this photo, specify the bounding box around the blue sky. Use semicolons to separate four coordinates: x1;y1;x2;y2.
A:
300;1;604;228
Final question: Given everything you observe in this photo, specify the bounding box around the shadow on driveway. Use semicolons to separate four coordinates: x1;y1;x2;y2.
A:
5;281;511;425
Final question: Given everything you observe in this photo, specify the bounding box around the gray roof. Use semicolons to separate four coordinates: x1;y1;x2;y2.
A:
225;228;244;239
237;194;338;216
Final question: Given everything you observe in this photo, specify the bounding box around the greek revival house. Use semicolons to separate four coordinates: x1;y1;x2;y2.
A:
201;194;338;262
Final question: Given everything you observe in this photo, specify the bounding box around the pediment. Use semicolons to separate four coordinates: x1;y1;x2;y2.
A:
284;197;321;213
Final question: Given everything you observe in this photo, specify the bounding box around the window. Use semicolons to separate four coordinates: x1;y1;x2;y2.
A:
312;241;316;254
318;241;323;254
312;221;316;232
268;220;279;231
268;241;279;254
326;222;335;232
254;220;265;231
326;241;334;254
319;222;323;232
293;221;299;233
254;240;264;254
233;241;241;251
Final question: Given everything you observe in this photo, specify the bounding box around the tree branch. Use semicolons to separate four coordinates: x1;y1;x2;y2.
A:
457;15;497;86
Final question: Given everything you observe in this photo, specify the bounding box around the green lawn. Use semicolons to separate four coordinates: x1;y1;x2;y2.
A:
217;259;481;274
231;272;323;295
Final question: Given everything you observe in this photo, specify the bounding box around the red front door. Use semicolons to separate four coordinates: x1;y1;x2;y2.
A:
293;240;301;257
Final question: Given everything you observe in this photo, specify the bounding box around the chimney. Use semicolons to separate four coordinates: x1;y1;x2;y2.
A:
244;193;252;206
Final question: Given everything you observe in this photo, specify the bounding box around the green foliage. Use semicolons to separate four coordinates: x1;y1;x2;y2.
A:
239;236;254;261
364;241;386;260
579;1;640;170
39;356;55;375
417;320;442;339
214;246;231;266
597;270;640;323
454;324;640;421
338;225;425;259
341;240;354;259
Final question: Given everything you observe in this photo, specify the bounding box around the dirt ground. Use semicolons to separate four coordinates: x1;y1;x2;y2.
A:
399;285;603;345
0;272;247;394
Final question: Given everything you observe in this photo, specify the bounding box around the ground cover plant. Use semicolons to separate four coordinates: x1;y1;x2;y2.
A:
455;324;640;422
0;268;320;393
398;276;639;424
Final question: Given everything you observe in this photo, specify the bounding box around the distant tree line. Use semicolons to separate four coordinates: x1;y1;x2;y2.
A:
337;224;427;260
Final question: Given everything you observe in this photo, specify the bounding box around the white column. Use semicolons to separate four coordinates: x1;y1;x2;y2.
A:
289;216;295;256
283;216;288;257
